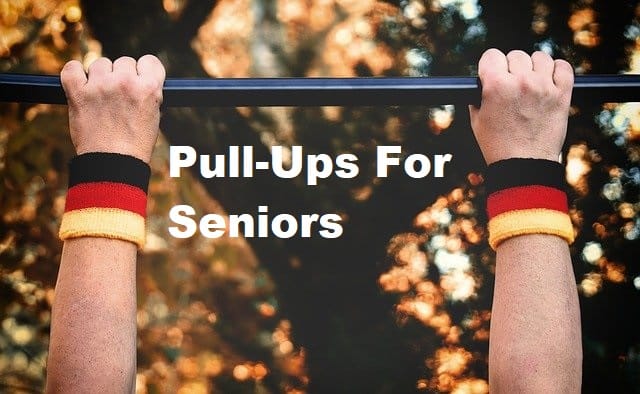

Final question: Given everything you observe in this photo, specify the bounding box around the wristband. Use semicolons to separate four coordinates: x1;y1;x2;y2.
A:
59;152;150;249
486;158;574;250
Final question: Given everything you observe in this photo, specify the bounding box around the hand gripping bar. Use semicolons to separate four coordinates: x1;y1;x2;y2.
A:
1;73;639;107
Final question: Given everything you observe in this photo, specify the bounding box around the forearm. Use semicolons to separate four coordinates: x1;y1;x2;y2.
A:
45;55;163;392
489;234;582;393
47;238;137;393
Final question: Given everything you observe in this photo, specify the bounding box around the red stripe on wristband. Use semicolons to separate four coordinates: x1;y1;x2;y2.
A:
64;182;147;217
486;185;568;219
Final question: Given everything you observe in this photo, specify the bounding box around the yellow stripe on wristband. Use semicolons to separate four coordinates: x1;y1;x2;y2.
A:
59;207;145;249
488;208;574;250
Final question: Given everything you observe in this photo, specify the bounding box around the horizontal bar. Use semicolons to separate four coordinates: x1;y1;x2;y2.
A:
0;73;639;107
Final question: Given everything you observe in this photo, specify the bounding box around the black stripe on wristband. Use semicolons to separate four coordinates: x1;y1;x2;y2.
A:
68;152;151;193
485;158;565;195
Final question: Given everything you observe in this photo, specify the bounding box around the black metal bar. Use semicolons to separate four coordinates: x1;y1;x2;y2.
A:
0;73;639;107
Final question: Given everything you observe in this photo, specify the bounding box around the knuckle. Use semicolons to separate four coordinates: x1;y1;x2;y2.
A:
532;50;550;60
506;49;528;59
555;60;574;75
139;54;163;69
140;77;161;94
60;61;86;100
480;76;499;92
61;61;83;82
153;88;164;104
479;48;505;67
484;48;504;58
113;56;136;70
93;80;110;95
111;76;160;103
554;62;575;85
115;74;135;92
516;76;532;93
543;85;557;100
138;54;157;63
61;60;80;73
89;57;104;67
60;70;72;83
87;57;108;72
116;55;136;63
481;75;510;97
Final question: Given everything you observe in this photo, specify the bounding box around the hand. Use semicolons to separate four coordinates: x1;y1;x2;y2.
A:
60;55;166;163
468;49;574;165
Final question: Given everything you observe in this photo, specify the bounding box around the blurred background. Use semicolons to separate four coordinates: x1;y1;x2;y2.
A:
1;0;639;392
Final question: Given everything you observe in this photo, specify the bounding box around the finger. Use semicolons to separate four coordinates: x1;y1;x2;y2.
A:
468;104;479;129
506;50;533;76
87;57;113;83
531;51;554;77
136;54;166;84
467;104;486;162
60;60;87;95
553;59;574;92
112;56;137;75
478;48;508;80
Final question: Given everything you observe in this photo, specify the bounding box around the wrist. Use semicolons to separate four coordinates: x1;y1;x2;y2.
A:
59;152;151;249
69;122;158;164
485;158;574;249
74;145;153;164
484;151;562;165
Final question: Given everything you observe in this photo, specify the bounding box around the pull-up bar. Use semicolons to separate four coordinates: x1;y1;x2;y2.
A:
1;73;639;107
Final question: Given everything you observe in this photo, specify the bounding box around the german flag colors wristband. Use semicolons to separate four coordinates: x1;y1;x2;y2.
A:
59;152;150;249
486;158;574;250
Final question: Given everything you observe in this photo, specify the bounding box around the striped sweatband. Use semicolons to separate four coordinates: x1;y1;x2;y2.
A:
59;152;150;249
486;158;574;250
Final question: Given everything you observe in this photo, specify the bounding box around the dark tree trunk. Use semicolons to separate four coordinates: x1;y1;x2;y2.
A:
480;0;536;53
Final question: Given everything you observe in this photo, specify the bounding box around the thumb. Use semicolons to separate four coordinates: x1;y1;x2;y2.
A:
60;60;87;104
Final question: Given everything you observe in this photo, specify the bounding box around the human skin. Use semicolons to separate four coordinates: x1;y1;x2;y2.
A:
45;49;581;393
45;55;164;394
469;49;582;393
